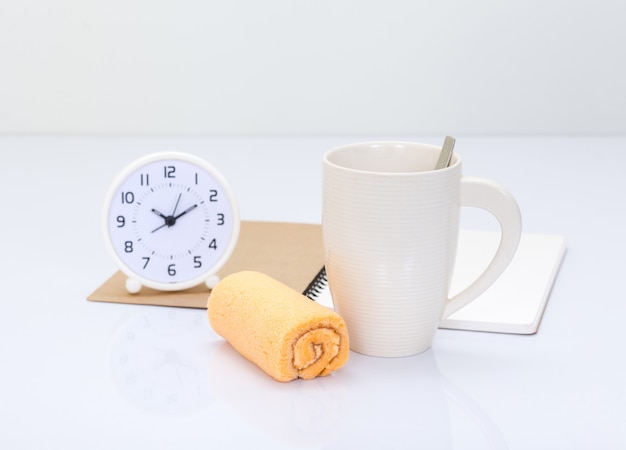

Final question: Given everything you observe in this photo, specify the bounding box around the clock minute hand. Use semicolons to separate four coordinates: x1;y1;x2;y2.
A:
173;204;198;220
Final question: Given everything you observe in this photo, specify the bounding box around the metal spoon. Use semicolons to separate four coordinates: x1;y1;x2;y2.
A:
435;136;455;169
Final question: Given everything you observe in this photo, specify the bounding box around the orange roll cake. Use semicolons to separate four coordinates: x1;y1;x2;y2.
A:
208;271;349;382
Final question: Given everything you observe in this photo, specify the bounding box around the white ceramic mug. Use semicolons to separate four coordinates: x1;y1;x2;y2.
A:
322;142;522;357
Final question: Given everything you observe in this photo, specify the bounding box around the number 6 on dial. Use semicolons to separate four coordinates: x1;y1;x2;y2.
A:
103;152;240;293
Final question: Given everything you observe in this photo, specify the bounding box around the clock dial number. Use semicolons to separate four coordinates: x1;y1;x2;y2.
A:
217;213;224;226
164;166;176;178
194;256;202;268
122;191;135;204
117;215;126;227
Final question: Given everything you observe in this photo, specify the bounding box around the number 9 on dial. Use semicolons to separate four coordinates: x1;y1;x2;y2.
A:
103;152;240;293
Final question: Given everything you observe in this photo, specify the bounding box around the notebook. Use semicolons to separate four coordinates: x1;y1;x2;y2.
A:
88;221;566;334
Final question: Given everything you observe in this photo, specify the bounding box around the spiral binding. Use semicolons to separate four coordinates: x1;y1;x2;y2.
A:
302;266;328;301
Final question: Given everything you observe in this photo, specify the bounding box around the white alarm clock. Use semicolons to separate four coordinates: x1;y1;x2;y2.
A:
103;152;240;293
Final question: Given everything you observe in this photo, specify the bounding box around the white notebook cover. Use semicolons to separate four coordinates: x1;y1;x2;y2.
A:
315;230;567;335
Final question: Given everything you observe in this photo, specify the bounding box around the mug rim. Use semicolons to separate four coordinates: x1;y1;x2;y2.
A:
323;141;461;175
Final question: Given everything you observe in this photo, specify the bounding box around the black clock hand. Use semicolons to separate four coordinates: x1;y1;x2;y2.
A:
150;204;198;233
151;208;168;219
150;209;169;233
173;204;198;220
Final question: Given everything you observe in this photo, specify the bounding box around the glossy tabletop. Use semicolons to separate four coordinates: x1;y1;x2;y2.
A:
1;135;624;449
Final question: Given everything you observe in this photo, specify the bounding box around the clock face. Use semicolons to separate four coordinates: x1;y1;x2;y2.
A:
104;153;239;290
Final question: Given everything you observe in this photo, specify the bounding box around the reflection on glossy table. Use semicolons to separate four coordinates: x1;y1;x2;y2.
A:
1;136;624;449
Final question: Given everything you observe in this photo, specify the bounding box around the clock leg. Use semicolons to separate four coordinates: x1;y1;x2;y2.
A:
205;274;220;290
125;277;143;294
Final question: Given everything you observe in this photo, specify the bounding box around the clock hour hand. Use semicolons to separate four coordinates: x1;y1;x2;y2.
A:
150;209;169;233
150;208;173;233
151;208;168;219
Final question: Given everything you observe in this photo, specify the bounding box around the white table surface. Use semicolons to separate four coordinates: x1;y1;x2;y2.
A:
1;135;624;449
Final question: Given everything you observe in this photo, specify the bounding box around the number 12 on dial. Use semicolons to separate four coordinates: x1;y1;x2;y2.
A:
103;152;240;293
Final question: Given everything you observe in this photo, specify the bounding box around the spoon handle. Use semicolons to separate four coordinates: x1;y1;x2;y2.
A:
435;136;455;169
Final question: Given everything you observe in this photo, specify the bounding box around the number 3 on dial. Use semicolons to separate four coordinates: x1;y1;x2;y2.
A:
103;152;240;293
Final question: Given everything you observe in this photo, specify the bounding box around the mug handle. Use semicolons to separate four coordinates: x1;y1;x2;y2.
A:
443;177;522;318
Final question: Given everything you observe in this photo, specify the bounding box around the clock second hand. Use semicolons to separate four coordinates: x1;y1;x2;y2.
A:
151;222;168;233
171;193;182;217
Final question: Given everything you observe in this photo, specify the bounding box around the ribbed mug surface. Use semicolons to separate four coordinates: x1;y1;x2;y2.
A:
323;142;461;357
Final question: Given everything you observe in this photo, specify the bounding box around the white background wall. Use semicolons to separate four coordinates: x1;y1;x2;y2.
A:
1;0;624;136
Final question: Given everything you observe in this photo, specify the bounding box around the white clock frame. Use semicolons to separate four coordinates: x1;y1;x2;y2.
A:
102;152;240;293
